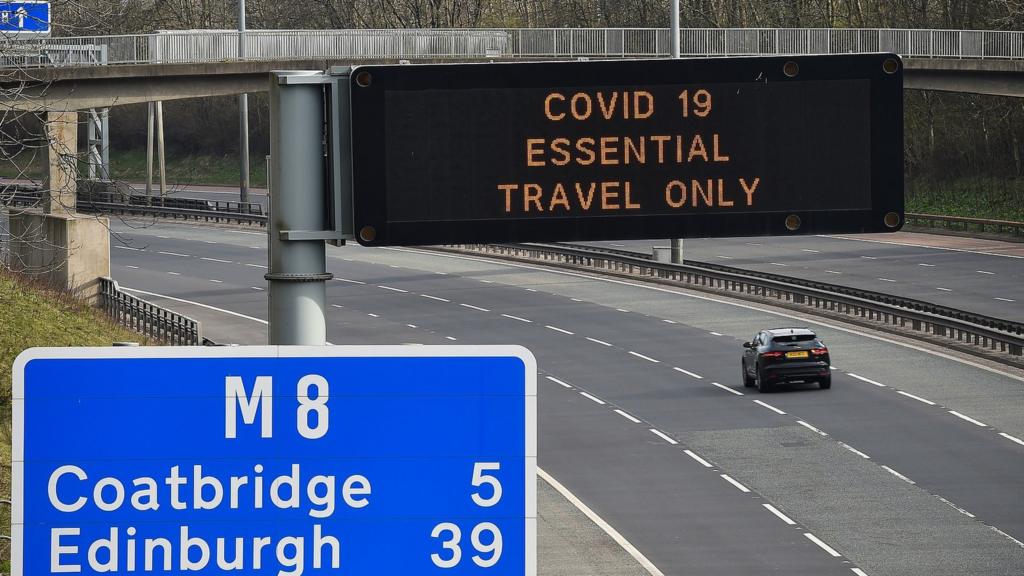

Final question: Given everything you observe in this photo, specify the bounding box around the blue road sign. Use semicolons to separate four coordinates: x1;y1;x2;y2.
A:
0;2;50;34
12;346;537;575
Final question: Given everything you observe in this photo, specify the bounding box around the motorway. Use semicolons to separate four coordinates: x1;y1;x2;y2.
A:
107;219;1024;575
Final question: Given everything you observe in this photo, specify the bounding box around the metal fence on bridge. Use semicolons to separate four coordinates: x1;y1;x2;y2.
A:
1;27;1022;68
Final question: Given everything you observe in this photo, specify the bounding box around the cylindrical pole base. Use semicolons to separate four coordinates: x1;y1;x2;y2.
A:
671;238;683;264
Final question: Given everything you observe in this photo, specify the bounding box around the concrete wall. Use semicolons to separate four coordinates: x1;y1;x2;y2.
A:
8;210;110;304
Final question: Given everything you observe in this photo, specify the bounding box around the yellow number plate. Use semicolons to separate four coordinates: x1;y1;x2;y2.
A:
785;351;809;359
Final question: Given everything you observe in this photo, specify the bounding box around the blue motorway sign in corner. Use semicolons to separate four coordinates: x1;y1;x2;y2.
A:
0;1;50;34
12;345;537;575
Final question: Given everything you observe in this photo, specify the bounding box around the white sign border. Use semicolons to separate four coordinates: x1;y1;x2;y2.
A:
11;345;537;576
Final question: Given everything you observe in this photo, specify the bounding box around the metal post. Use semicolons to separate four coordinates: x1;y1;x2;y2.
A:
238;0;250;203
145;102;154;197
669;0;683;264
156;100;167;198
267;71;331;345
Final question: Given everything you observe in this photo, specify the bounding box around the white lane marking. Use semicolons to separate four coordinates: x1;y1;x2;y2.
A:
330;304;343;309
538;468;666;576
157;251;189;257
378;285;408;293
251;286;264;291
826;270;842;274
720;474;750;493
420;294;450;302
167;271;180;276
948;410;987;427
203;240;218;244
851;569;870;576
245;263;267;269
753;400;786;415
121;287;267;325
616;308;630;312
745;242;762;246
977;270;996;275
579;391;606;405
156;235;169;239
662;319;677;324
710;331;723;336
995;297;1016;302
797;420;828;436
435;271;448;275
407;324;417;328
936;495;975;518
546;376;572;389
861;256;877;260
525;288;537;292
209;279;222;283
367;313;379;318
615;409;642;423
201;257;232;263
502;314;532;323
249;246;261;249
804;533;842;557
673;367;702;379
479;279;493;283
1000;432;1024;447
629;351;659;363
763;503;796;525
716;255;734;259
125;265;139;269
991;526;1024;548
683;449;713;468
936;287;953;292
711;382;744;396
881;465;915;484
849;373;886;387
114;245;143;251
446;336;457;341
570;298;583;302
650;429;678;445
877;277;896;282
388;247;1024;383
586;337;613;346
389;265;401;269
546;325;575;335
897;390;936;406
460;303;490;312
770;262;788;267
918;263;935;267
335;278;366;285
832;232;1024;260
839;442;871;459
801;249;820;253
609;243;625;247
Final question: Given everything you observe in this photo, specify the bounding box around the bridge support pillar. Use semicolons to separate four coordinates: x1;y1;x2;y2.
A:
40;110;79;214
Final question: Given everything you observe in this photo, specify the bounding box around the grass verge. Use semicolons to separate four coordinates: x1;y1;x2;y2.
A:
906;177;1024;222
0;271;149;572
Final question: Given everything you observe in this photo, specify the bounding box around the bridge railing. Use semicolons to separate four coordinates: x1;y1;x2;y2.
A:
1;27;1022;67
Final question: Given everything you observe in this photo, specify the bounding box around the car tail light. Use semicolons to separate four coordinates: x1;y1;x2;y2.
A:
811;348;828;356
761;351;784;358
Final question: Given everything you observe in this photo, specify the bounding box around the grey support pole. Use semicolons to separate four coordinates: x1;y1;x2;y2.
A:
238;0;250;204
146;102;154;197
156;101;167;198
669;0;683;264
267;71;332;345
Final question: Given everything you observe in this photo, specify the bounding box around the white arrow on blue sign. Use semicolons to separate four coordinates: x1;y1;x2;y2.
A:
0;1;49;34
12;345;537;575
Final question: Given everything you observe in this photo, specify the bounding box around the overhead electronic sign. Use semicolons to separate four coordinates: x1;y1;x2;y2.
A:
348;54;903;246
12;346;536;575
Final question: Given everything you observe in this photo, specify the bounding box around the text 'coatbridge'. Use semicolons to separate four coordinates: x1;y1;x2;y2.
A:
350;54;904;245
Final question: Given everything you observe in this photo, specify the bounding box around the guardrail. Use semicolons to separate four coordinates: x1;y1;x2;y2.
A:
441;243;1024;364
905;212;1024;240
99;277;202;345
1;27;1023;68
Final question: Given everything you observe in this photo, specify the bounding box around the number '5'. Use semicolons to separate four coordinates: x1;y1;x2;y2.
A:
471;462;502;507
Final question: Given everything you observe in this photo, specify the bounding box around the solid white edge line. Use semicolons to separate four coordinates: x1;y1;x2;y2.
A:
502;314;532;323
545;325;574;335
683;449;713;468
629;351;659;363
804;533;842;557
720;474;750;493
649;429;678;444
673;367;703;379
711;382;744;396
897;390;936;406
586;337;613;347
848;373;886;387
762;503;796;525
384;247;1024;384
545;376;572;389
121;287;267;325
614;409;642;423
537;468;666;576
999;432;1024;447
948;410;987;427
753;400;786;415
881;465;915;485
579;391;606;405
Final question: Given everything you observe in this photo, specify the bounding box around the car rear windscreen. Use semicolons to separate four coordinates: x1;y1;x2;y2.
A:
773;334;817;343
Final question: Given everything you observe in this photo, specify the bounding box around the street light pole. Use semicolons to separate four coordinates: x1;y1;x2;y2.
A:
238;0;250;204
670;0;683;264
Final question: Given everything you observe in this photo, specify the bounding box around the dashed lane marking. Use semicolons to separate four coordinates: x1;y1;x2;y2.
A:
711;382;743;396
683;449;713;468
330;304;343;309
673;367;702;379
770;262;788;267
753;400;786;415
367;313;379;318
877;278;896;282
851;568;869;576
586;337;613;346
1000;432;1024;447
977;270;996;275
839;443;871;459
579;391;606;405
167;272;180;276
407;324;417;329
245;263;267;269
208;279;222;283
801;249;820;253
335;278;366;285
446;336;457;341
125;265;139;269
649;429;678;445
546;325;574;335
763;503;796;525
545;376;572;389
918;263;935;267
157;251;189;257
114;246;143;251
251;286;264;291
460;303;490;312
502;314;532;323
897;390;936;406
881;465;915;485
570;298;583;302
420;294;450;302
720;474;750;493
936;287;953;292
948;411;987;427
710;331;723;336
662;319;677;324
991;526;1024;548
525;288;537;292
804;533;842;557
861;256;877;260
614;409;641;423
995;297;1016;302
616;308;630;312
826;270;842;274
378;285;408;293
629;351;659;363
936;495;975;518
201;257;231;263
848;373;886;387
797;420;828;436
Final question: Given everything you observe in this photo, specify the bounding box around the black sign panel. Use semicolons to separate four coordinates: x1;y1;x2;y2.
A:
349;54;903;246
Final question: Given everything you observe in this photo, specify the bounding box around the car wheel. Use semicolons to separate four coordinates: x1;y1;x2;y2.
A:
819;376;832;390
742;362;755;388
756;365;771;393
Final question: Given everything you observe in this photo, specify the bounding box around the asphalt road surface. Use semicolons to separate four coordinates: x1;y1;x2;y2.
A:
108;221;1024;576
